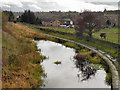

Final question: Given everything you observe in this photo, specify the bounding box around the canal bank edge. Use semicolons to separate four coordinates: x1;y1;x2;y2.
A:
42;33;120;89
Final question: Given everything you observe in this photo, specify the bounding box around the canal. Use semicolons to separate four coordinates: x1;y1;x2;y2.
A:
35;40;111;88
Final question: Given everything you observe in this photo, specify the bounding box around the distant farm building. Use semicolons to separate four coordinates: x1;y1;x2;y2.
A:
42;19;74;28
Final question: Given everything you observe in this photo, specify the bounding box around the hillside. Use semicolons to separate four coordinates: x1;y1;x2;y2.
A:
13;11;80;21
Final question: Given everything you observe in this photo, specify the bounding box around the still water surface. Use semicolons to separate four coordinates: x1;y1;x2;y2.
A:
35;40;110;88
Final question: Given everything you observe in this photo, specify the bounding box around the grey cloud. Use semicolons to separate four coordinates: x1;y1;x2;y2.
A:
1;0;119;12
2;0;62;12
88;2;118;7
36;1;62;11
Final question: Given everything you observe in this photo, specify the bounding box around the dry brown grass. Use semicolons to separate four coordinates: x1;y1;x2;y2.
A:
2;23;50;88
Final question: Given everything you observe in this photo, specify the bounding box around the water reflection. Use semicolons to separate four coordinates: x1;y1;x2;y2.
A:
75;59;96;81
35;40;110;88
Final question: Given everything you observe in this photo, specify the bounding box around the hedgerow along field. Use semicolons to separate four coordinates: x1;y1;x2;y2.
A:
93;28;119;44
25;23;75;34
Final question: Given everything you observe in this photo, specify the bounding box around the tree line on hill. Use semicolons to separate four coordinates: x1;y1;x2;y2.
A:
20;10;42;25
3;10;42;25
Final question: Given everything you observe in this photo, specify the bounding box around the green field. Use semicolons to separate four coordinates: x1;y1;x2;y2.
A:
93;28;119;44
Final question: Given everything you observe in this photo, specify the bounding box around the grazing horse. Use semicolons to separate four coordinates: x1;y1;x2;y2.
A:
100;33;106;38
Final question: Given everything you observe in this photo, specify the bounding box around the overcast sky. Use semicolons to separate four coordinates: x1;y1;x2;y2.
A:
0;0;120;12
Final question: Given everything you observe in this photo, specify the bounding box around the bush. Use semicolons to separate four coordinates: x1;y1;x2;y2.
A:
75;53;88;61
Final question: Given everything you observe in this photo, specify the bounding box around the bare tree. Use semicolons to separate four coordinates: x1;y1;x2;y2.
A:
75;17;85;38
75;11;100;38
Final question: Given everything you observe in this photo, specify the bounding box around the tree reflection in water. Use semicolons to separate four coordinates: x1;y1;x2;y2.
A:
75;57;96;81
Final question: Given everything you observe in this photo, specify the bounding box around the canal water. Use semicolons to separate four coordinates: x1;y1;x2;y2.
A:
35;40;111;88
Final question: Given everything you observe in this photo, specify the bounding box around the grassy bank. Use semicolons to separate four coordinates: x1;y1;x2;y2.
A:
2;23;57;88
75;49;112;85
58;39;112;85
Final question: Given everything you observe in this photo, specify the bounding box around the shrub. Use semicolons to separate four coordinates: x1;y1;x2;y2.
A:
75;53;88;61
